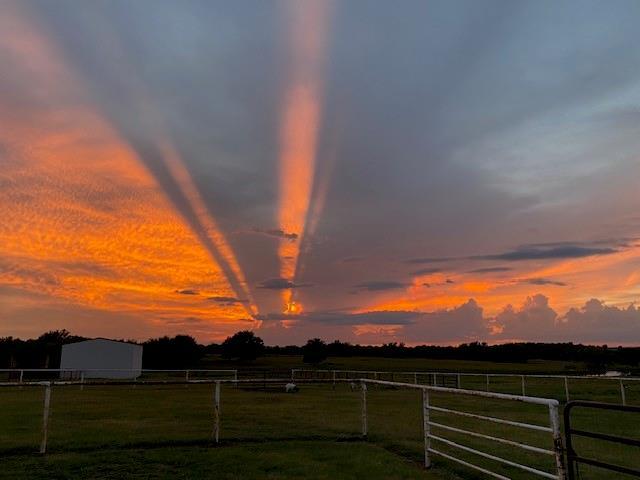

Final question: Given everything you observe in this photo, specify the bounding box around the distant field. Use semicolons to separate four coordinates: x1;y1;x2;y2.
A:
205;354;590;375
1;376;638;479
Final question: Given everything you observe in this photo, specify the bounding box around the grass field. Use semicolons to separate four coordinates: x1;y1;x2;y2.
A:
1;359;639;479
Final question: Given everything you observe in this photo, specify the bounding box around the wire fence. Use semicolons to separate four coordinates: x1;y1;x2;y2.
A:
0;368;238;383
0;377;571;479
291;369;640;405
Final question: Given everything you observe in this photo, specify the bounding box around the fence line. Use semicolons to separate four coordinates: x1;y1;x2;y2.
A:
1;376;567;479
0;368;238;383
292;368;639;404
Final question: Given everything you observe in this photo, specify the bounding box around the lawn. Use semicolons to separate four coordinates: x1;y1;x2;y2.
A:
0;359;638;479
0;441;444;480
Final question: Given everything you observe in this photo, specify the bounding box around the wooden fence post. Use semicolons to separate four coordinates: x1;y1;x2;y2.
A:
39;383;52;454
361;381;367;437
213;381;221;443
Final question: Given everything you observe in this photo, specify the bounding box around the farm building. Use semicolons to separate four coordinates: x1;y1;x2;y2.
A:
60;339;143;379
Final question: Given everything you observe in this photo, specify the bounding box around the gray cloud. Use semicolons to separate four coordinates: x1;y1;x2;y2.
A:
175;289;199;295
353;281;408;292
412;267;442;275
257;278;311;290
468;267;512;274
519;278;567;287
256;310;417;326
208;296;247;305
476;245;617;262
248;228;298;241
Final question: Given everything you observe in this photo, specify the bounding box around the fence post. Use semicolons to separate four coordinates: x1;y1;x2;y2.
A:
40;382;52;454
432;373;436;386
414;372;418;385
19;369;24;384
564;377;570;402
486;374;490;392
422;388;431;469
548;401;567;480
213;381;221;444
361;381;367;437
521;375;526;396
80;371;85;391
332;370;336;390
457;373;461;389
185;370;190;382
620;379;626;406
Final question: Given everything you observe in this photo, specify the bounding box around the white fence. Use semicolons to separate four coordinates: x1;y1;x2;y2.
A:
1;377;567;480
291;369;640;405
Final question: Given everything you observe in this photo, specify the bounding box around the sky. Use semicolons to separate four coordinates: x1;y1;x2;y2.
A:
1;0;640;345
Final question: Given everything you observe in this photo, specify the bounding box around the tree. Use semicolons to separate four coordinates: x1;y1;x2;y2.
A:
303;338;328;365
143;335;203;369
221;331;264;361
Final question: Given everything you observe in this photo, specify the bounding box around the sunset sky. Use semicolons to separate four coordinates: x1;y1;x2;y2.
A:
1;0;640;345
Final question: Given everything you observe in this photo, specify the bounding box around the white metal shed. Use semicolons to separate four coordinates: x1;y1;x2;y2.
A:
60;338;143;379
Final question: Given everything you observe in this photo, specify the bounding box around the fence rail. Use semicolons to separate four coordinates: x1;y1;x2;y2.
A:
292;369;639;404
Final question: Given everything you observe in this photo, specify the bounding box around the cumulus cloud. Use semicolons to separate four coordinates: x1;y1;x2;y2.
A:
494;295;640;344
560;299;640;343
493;294;558;339
403;299;488;343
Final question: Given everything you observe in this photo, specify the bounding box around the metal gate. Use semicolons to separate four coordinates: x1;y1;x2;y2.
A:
564;400;640;479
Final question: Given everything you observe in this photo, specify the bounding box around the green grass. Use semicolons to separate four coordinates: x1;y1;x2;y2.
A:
1;359;638;479
0;441;444;480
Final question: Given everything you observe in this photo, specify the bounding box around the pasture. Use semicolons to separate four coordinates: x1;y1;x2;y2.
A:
1;371;639;479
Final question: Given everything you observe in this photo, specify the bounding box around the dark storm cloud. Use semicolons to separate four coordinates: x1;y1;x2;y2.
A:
468;267;512;274
475;245;617;262
519;278;567;287
353;281;408;292
257;278;312;290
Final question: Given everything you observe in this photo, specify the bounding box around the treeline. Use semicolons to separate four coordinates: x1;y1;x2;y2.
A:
1;330;639;371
